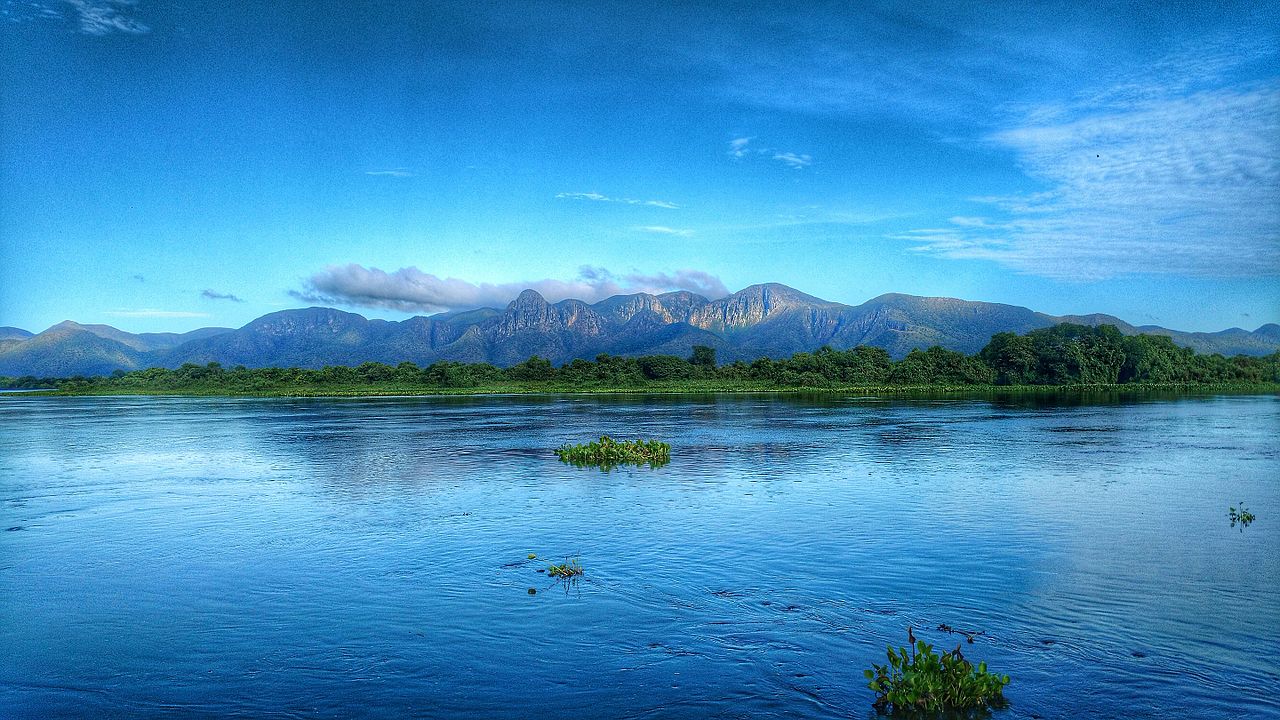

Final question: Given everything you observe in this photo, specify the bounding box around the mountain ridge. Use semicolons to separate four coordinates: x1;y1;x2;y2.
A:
2;285;1277;377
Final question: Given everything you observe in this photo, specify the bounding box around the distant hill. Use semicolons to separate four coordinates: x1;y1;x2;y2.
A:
0;325;148;377
0;327;34;354
2;284;1276;377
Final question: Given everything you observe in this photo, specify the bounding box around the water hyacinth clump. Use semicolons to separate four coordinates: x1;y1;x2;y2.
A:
555;435;671;468
546;557;584;578
865;629;1009;715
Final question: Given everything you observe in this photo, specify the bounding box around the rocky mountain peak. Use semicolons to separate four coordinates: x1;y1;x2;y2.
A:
510;289;549;309
4;285;1278;377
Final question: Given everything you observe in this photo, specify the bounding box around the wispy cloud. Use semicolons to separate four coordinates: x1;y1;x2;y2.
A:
104;309;211;318
61;0;149;35
771;152;812;169
365;168;414;177
726;138;813;169
202;289;244;303
292;264;729;313
696;9;1039;126
728;137;754;159
556;192;680;209
901;43;1280;280
632;226;694;237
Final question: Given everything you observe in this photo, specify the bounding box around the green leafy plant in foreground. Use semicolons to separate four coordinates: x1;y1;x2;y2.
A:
546;557;584;578
1229;502;1256;530
555;435;670;468
866;628;1009;715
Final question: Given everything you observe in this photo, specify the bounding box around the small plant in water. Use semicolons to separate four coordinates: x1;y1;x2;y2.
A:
546;557;584;578
555;435;670;468
1228;502;1256;530
865;627;1009;715
936;623;986;644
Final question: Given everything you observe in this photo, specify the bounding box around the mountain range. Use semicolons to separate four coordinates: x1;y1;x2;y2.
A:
2;283;1278;377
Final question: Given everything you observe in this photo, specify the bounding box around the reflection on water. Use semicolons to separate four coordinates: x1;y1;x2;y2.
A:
1;393;1277;719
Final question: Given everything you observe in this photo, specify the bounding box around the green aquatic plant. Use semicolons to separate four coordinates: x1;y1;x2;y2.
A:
936;623;985;644
546;557;584;578
555;435;670;468
1228;502;1256;530
865;627;1009;715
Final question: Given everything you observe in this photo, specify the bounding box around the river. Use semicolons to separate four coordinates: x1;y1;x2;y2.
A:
1;394;1277;718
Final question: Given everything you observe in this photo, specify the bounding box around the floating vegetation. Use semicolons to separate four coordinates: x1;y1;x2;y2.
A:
527;553;537;559
936;623;986;644
547;557;584;578
865;627;1009;715
1228;502;1256;530
555;436;670;468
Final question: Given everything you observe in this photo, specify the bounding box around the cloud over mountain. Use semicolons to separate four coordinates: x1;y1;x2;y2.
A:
292;264;730;313
202;289;244;303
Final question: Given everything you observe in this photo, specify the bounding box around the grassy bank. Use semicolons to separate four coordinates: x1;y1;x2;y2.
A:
18;380;1280;398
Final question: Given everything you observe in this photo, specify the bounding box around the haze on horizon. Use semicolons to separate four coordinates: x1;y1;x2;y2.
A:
1;0;1277;335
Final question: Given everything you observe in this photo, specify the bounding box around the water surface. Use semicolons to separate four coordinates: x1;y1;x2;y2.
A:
2;394;1277;718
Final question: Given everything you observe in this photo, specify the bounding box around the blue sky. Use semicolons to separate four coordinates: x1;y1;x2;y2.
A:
1;0;1277;333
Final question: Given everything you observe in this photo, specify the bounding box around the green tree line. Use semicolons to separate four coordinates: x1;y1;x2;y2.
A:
3;324;1278;393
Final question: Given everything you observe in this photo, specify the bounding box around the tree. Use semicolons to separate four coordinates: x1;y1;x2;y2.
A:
1120;334;1186;383
638;354;692;380
891;346;994;385
979;332;1037;385
356;361;395;383
840;346;892;384
689;345;717;368
507;355;555;381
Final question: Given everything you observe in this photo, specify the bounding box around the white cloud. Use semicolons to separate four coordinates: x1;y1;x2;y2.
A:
292;264;730;313
556;192;680;209
365;168;414;177
61;0;149;35
726;138;813;169
900;43;1280;280
104;309;211;318
632;226;694;237
772;152;812;169
728;137;754;158
698;10;1040;125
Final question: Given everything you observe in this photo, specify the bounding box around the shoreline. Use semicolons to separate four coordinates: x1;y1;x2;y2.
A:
11;382;1280;399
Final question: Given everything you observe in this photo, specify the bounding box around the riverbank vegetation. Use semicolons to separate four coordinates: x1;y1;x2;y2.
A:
4;324;1278;396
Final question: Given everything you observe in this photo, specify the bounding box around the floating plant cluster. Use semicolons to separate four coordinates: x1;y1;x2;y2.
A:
546;557;584;578
555;436;670;468
866;628;1009;715
1229;502;1256;530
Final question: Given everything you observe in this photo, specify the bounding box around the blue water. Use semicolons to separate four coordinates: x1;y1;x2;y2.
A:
1;394;1277;719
